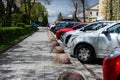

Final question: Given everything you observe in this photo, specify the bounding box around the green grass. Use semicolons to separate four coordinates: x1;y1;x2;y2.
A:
0;35;27;51
0;26;38;53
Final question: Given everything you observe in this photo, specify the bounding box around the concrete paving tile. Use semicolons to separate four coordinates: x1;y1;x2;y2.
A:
0;28;95;80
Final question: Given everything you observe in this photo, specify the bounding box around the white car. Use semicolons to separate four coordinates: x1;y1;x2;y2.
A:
63;21;115;46
67;22;120;63
62;29;80;45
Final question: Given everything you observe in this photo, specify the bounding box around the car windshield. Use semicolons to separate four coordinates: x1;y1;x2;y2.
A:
56;22;68;28
65;23;78;28
108;48;120;58
56;22;79;28
80;22;110;31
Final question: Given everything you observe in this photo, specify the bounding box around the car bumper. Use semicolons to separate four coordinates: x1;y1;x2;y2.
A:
67;41;74;56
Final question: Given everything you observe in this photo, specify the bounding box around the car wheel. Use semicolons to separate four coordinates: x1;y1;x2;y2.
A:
59;33;64;41
75;44;95;63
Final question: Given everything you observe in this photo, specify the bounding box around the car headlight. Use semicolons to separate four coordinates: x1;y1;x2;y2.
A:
108;48;120;58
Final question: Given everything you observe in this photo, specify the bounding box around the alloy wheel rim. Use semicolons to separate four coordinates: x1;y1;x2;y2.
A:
78;47;90;61
60;34;64;41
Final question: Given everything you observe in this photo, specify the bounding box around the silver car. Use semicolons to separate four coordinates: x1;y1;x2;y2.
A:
67;22;120;63
63;21;115;46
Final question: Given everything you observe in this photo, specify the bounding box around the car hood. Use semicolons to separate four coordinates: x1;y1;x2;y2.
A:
66;29;80;34
59;28;72;32
73;30;97;36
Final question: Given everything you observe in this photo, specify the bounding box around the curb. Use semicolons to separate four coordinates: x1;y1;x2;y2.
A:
47;30;97;80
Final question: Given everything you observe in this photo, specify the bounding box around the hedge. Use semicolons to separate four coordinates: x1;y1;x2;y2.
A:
0;26;38;52
16;23;25;28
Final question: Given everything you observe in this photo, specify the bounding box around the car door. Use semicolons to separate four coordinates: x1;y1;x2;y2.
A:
97;23;120;57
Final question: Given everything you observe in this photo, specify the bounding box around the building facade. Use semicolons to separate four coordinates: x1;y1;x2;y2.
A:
86;3;99;22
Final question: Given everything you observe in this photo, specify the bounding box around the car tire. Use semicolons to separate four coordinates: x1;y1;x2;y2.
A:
59;33;64;41
75;44;95;63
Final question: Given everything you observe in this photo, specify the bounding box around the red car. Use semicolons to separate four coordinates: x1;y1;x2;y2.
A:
56;22;90;40
103;46;120;80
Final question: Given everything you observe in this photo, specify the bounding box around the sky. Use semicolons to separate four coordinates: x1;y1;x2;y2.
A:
44;0;98;23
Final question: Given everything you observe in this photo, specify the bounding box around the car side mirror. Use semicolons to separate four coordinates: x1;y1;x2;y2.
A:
80;27;85;31
102;30;108;34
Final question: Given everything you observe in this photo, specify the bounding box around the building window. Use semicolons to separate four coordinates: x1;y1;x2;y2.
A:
90;12;92;16
96;12;98;16
97;6;99;8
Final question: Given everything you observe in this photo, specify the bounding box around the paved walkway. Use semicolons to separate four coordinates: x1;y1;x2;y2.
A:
0;28;95;80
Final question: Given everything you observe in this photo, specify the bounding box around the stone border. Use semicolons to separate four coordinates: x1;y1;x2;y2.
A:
47;30;99;80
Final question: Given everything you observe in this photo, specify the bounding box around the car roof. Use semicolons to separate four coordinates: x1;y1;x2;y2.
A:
98;21;120;30
80;22;92;24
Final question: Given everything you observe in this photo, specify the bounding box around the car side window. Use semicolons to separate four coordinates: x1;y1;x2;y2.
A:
107;23;120;33
77;25;83;28
65;24;73;28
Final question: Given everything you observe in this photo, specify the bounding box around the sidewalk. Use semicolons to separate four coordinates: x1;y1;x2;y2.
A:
0;27;95;80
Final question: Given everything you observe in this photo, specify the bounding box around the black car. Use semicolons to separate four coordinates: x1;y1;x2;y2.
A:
50;21;67;33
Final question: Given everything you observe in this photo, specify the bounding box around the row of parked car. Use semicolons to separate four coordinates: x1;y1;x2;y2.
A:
49;20;120;80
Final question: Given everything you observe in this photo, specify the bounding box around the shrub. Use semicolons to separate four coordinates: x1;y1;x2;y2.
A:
16;23;25;28
0;26;38;51
11;13;22;26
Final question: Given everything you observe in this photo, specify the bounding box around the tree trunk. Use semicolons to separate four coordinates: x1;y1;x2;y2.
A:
81;0;86;22
3;0;14;27
74;4;79;21
72;1;79;21
23;0;28;14
26;0;35;24
109;0;113;20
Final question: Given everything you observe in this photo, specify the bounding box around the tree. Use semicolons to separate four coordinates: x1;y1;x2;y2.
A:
112;0;118;20
0;1;4;18
2;0;21;27
109;0;113;20
71;0;86;22
21;2;48;26
102;0;118;20
71;0;79;21
0;1;5;26
31;3;48;23
13;0;21;13
57;12;63;21
21;0;35;24
81;0;86;22
101;0;109;20
11;13;22;26
42;12;48;26
3;0;14;26
22;0;50;24
1;0;50;26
